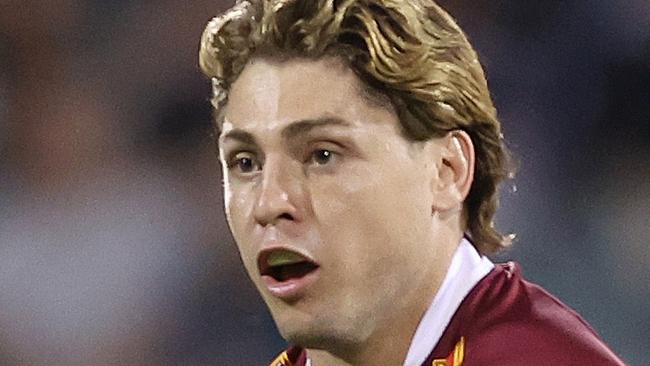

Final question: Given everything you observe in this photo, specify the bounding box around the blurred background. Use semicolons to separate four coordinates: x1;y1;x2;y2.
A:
0;0;647;364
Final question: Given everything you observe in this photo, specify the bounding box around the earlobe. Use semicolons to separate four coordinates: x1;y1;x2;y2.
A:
430;130;475;213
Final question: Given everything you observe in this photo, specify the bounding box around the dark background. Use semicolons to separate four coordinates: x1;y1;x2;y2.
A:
0;1;648;364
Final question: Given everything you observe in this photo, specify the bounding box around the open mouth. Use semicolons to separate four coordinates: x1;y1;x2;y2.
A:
258;249;320;283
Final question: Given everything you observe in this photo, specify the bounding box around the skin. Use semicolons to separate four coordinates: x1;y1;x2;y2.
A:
219;56;475;365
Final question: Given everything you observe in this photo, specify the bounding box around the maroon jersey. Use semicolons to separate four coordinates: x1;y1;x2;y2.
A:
268;262;626;366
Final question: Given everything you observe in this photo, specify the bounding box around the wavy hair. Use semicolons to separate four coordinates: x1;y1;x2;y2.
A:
199;0;513;254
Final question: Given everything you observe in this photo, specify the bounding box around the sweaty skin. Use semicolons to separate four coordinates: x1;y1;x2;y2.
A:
219;57;474;366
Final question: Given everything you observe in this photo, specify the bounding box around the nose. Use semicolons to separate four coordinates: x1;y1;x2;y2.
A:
253;158;302;227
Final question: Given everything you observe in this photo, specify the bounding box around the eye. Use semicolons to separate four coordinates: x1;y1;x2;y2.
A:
227;152;261;174
237;157;255;172
309;149;336;166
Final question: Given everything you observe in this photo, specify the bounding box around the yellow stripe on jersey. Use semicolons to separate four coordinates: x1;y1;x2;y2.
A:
268;351;293;366
454;337;465;364
432;337;465;366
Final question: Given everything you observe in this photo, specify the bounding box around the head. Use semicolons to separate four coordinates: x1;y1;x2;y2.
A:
199;0;511;357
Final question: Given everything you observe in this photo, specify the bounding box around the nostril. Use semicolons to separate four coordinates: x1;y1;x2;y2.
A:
279;213;294;221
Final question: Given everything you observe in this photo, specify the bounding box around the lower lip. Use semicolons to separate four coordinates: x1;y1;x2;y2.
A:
261;267;320;300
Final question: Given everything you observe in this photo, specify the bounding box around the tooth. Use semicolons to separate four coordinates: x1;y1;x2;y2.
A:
267;251;305;267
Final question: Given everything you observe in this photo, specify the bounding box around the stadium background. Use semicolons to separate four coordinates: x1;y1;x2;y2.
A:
0;1;648;364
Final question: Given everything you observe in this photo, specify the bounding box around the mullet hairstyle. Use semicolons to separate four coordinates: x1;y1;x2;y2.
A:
199;0;514;254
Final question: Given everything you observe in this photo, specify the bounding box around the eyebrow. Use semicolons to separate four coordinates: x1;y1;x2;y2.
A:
281;117;351;139
220;129;257;146
220;117;351;145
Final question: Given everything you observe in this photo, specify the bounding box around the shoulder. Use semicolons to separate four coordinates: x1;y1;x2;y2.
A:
432;262;626;365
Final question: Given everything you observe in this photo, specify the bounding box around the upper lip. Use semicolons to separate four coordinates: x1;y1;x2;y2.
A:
257;246;319;277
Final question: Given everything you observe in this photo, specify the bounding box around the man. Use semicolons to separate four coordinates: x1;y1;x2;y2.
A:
198;0;626;365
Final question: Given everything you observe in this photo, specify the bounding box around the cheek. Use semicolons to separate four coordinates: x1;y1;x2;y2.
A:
223;182;258;267
222;176;233;220
223;176;253;227
312;163;431;271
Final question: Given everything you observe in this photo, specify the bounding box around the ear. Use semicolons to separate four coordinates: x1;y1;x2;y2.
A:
430;130;475;213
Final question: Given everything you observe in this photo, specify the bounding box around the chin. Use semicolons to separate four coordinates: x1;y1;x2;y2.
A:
276;316;367;353
282;329;329;349
275;315;326;346
282;328;356;353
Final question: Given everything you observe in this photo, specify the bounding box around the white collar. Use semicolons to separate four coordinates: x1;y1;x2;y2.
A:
402;237;494;366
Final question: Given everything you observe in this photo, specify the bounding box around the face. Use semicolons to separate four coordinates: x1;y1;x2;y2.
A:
219;57;452;350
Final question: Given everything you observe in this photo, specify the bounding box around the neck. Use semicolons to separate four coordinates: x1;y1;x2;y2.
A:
307;306;423;365
307;226;464;366
307;253;453;366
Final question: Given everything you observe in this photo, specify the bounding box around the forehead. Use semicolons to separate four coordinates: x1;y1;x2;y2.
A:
222;56;397;135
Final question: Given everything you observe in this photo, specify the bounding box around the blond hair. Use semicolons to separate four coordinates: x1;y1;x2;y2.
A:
199;0;513;254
